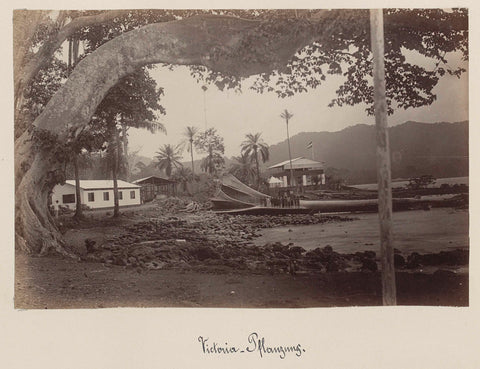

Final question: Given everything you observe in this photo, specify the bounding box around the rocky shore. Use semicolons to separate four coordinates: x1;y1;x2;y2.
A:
16;208;469;308
80;212;468;276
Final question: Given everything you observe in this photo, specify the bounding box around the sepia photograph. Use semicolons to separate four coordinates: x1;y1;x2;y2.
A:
13;7;469;311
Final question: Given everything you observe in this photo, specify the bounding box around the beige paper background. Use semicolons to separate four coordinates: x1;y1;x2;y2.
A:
2;1;478;368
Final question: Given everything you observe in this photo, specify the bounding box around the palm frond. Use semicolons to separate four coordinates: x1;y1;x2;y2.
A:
183;126;199;139
155;143;184;177
280;109;293;120
240;132;269;164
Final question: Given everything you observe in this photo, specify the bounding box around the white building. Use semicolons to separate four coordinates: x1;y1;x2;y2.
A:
51;180;141;209
268;157;326;187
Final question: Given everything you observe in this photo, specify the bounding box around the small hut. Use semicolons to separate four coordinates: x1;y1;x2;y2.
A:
132;176;176;202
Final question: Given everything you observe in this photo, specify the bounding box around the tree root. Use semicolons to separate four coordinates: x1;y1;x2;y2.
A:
16;176;80;260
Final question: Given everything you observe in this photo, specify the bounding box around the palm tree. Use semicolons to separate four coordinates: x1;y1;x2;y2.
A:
229;153;256;185
102;122;123;217
155;143;183;177
121;118;166;180
241;132;269;189
172;166;198;194
280;109;295;188
182;126;199;173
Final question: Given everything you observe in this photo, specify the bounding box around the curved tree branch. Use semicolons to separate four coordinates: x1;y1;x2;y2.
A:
14;10;129;108
30;14;321;136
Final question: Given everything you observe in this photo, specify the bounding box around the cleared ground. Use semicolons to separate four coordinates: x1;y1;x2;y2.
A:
15;252;468;308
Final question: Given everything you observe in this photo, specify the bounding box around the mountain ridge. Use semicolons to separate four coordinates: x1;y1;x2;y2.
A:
264;121;468;184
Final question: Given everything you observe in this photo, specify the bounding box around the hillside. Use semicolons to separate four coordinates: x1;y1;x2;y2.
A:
265;121;468;184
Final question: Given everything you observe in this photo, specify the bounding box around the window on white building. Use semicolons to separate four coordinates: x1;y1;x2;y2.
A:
62;194;75;204
103;192;109;201
130;191;135;199
88;192;95;202
119;191;123;200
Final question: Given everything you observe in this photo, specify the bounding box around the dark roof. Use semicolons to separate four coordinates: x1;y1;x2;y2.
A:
132;175;176;185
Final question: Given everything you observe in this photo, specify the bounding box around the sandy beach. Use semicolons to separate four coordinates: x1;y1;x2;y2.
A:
254;208;469;255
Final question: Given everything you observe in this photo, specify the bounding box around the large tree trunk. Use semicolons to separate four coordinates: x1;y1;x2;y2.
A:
73;155;83;219
111;127;121;218
190;140;195;173
254;148;260;190
13;14;341;255
121;120;130;181
70;38;83;219
112;165;120;218
208;146;213;174
15;134;78;258
13;10;47;113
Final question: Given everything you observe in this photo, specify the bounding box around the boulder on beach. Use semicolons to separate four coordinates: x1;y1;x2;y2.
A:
326;260;340;272
406;249;468;269
361;258;378;272
394;254;406;268
407;252;422;269
286;246;306;257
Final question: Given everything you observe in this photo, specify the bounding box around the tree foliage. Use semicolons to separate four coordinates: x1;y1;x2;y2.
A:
229;153;256;185
15;9;169;201
240;132;269;188
325;167;350;190
200;153;225;175
155;144;184;177
194;128;225;174
172;166;199;193
15;9;468;121
87;67;165;183
183;126;200;173
248;9;468;114
17;57;67;139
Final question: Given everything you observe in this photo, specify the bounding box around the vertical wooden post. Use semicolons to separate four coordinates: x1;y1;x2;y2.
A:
286;117;295;188
281;109;295;189
70;38;83;219
202;85;208;130
112;126;121;217
370;9;397;305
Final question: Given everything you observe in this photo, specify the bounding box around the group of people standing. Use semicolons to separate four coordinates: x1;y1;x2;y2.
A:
260;192;300;208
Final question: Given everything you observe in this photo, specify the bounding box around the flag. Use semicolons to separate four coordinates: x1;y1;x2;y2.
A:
306;141;313;149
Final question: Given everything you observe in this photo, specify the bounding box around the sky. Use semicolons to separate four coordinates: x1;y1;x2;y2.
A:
128;52;468;161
